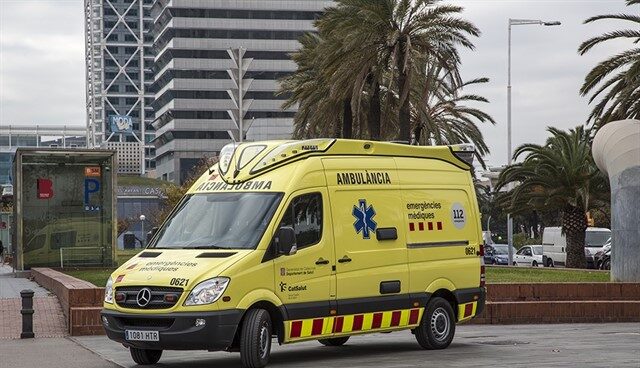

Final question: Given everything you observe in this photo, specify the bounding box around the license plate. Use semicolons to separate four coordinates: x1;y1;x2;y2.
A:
125;330;159;342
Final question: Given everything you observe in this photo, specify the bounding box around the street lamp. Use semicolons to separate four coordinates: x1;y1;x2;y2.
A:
139;214;146;248
506;18;561;266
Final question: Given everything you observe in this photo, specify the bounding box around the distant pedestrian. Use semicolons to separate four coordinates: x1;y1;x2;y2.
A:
0;240;4;264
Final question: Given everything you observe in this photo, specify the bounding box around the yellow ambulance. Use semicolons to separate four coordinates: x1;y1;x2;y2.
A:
101;139;486;368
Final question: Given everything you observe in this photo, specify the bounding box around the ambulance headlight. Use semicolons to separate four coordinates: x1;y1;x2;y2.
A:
104;276;114;304
184;277;230;306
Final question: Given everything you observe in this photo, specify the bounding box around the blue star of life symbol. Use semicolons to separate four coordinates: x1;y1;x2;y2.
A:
352;199;377;239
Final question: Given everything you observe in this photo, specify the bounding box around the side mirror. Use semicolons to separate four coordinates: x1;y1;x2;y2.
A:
276;226;297;256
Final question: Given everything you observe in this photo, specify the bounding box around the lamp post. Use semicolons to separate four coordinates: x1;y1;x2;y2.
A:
139;214;146;248
507;19;561;266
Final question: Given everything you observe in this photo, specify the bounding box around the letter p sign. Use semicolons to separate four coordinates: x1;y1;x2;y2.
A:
84;178;101;211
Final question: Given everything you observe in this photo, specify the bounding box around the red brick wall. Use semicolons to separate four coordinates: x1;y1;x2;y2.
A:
31;269;640;331
470;283;640;324
31;268;105;336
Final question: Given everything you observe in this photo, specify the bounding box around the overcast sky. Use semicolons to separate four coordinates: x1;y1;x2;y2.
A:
0;0;632;166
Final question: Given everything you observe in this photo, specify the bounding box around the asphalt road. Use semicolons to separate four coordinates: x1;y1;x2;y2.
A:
72;323;640;368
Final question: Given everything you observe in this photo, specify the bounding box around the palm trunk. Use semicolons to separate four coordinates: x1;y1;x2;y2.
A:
397;41;410;142
413;125;422;145
366;75;381;141
333;114;341;138
342;98;353;139
563;205;588;268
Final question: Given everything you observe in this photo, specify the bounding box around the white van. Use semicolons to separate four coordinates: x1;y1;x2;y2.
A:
542;227;611;268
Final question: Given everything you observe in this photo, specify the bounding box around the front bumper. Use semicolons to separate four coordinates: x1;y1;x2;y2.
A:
101;309;243;351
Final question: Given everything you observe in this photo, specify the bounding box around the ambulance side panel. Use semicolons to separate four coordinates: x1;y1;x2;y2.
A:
322;157;411;312
395;158;482;307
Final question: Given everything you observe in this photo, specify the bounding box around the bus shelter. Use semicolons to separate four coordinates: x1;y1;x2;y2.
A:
13;148;117;270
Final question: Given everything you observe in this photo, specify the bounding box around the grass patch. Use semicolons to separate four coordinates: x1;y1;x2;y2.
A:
62;269;114;287
486;266;610;283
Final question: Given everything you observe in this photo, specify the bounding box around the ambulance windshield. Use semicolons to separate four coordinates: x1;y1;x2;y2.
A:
150;192;282;249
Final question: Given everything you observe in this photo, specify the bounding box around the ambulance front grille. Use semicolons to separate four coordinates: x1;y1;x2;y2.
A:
115;286;183;309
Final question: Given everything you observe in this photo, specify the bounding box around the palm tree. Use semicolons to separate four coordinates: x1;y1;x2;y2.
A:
579;0;640;126
314;0;479;142
496;126;609;268
411;65;495;156
279;33;343;138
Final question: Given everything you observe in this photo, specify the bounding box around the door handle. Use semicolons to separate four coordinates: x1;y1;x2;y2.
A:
338;256;352;263
315;258;330;265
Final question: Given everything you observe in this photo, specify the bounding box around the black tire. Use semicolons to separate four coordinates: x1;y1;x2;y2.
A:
512;262;517;266
129;347;162;365
415;297;456;350
603;259;611;270
491;259;496;265
318;336;350;346
532;261;538;267
240;309;272;368
546;258;554;268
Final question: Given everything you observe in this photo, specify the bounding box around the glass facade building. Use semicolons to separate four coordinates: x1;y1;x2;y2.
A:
150;0;332;183
85;0;156;174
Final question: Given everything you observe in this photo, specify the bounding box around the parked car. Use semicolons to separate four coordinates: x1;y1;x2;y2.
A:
542;227;611;268
600;248;611;270
594;237;611;269
484;244;517;265
513;245;545;267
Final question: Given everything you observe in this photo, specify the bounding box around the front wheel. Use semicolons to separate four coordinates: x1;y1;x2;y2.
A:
240;309;272;368
129;348;162;365
532;261;538;267
415;297;456;350
318;336;350;346
512;262;517;266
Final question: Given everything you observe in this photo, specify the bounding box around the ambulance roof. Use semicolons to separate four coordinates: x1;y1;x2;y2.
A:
212;139;473;184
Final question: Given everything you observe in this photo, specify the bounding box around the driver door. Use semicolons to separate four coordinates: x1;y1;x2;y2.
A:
272;189;335;332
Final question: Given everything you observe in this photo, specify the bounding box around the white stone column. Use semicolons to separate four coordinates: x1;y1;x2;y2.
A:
592;119;640;282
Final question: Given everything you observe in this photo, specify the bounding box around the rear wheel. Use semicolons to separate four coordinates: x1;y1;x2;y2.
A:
240;309;272;368
546;258;554;268
415;297;455;350
129;348;162;365
318;336;350;346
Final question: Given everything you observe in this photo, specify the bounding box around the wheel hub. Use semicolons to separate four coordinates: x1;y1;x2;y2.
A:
430;307;450;342
258;322;270;359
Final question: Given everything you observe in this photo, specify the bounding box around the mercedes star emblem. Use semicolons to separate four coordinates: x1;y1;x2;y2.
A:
136;288;152;307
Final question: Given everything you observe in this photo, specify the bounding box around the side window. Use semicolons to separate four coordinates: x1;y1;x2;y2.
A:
279;193;322;249
516;247;526;255
524;248;532;256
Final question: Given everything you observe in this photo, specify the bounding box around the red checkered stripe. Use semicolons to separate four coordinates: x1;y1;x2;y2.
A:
286;308;424;341
408;221;443;232
457;301;478;321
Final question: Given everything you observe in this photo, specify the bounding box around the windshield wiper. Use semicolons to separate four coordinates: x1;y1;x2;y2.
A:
183;245;230;249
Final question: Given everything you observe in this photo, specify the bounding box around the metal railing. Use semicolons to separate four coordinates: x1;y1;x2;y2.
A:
59;246;105;268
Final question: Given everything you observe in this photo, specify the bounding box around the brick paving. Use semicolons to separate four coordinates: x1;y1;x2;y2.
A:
0;297;67;339
0;265;67;339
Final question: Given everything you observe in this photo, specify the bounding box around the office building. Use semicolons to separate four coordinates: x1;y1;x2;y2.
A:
84;0;156;175
150;0;332;183
0;124;88;185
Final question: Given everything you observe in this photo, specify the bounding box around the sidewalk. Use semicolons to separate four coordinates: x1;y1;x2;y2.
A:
0;264;67;339
0;337;121;368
